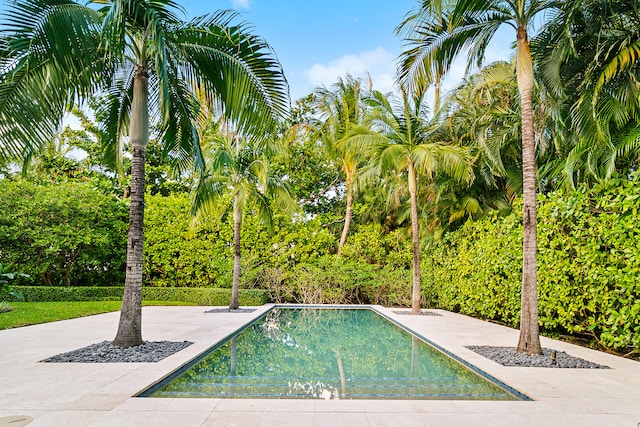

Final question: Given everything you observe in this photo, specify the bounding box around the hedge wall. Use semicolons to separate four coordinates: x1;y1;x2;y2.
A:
0;178;127;287
1;286;268;306
423;176;640;353
143;193;335;288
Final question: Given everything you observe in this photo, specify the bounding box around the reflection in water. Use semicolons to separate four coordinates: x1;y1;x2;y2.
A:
152;308;515;400
335;349;346;398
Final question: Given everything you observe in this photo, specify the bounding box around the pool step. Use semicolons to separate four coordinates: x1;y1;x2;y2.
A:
157;376;508;399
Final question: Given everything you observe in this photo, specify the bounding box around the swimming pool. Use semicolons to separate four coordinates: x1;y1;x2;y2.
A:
140;307;526;400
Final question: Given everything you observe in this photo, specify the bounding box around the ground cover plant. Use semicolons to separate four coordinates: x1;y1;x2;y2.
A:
0;263;26;313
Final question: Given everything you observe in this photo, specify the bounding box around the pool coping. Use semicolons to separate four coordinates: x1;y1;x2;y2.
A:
1;304;639;426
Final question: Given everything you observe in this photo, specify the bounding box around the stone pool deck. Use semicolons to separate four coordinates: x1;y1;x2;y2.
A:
0;305;638;426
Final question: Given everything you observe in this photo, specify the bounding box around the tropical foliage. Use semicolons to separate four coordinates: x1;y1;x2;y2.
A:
0;178;128;287
345;85;472;313
191;126;295;309
0;263;27;312
534;0;640;187
313;75;368;256
0;0;638;357
424;174;640;355
0;0;288;347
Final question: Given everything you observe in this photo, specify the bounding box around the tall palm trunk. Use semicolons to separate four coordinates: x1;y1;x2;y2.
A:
230;197;241;310
113;68;149;348
515;27;542;355
408;160;422;314
433;73;442;113
337;165;355;257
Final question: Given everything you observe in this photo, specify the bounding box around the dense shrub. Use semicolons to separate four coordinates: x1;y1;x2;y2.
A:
1;286;268;306
259;256;411;306
142;287;268;306
143;193;232;288
0;178;128;286
340;223;412;268
423;175;640;354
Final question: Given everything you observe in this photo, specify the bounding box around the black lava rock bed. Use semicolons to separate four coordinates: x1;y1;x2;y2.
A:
42;340;193;363
205;308;256;313
466;345;609;368
42;308;256;363
392;310;443;316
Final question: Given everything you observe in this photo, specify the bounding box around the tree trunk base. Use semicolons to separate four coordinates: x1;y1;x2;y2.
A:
516;333;542;355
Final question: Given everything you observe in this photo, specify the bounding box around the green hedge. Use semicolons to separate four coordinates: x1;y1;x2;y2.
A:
423;175;640;354
142;287;268;306
2;286;124;302
2;286;268;306
0;178;127;287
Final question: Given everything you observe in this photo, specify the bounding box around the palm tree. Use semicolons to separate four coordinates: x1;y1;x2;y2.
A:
314;75;366;256
396;0;453;112
535;0;640;186
191;128;294;310
440;61;525;202
398;0;558;353
0;0;288;347
347;85;472;314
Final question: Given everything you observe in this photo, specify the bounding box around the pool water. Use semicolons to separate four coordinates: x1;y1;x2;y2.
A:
142;307;520;400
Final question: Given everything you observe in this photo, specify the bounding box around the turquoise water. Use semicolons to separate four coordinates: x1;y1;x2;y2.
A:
146;308;518;400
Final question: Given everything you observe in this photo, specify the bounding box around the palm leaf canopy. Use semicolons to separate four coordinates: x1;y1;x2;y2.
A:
345;87;472;185
397;0;559;89
533;0;640;185
0;0;289;167
191;132;294;230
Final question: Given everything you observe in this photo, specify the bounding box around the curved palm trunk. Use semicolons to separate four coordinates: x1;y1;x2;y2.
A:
113;68;149;348
230;197;241;310
337;165;355;257
408;160;422;314
515;27;542;355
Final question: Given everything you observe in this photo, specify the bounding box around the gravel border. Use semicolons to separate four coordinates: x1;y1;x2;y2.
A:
466;345;609;368
205;308;257;314
42;340;193;363
393;310;442;316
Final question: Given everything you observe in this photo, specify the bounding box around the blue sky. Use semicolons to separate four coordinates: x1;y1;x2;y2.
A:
0;0;513;103
181;0;513;102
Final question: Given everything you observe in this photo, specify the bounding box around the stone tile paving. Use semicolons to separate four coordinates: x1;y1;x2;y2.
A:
0;305;639;426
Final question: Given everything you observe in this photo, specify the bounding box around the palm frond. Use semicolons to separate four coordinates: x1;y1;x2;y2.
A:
174;10;289;143
0;0;103;160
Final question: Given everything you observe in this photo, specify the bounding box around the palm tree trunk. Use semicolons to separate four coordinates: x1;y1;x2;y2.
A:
408;160;422;314
433;73;442;113
230;197;241;310
515;27;542;355
337;167;355;257
113;68;149;348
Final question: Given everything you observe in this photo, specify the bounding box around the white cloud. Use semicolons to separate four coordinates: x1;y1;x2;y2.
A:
303;47;397;94
298;44;513;107
231;0;250;10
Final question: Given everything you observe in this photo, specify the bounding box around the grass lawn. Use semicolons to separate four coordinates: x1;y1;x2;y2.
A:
0;300;195;330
